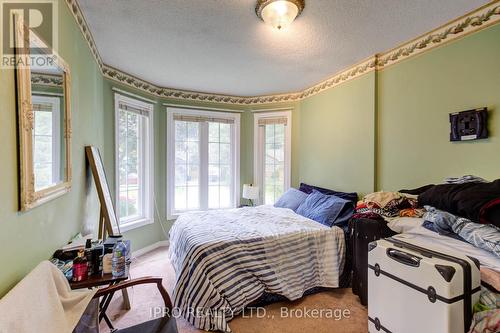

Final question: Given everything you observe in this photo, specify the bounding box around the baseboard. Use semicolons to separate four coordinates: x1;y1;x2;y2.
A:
132;240;169;258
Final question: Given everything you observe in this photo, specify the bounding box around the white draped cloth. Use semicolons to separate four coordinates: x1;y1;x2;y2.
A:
0;261;96;333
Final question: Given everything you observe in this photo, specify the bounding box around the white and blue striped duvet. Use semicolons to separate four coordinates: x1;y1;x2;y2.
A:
169;205;346;332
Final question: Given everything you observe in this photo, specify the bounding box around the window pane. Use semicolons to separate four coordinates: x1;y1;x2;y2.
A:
208;185;219;209
208;143;219;164
34;136;52;164
265;124;275;144
275;164;285;185
187;187;199;209
220;123;230;143
34;111;52;135
175;187;186;210
175;142;187;164
220;165;231;186
187;165;199;186
265;184;275;205
209;122;219;142
220;143;231;163
209;164;220;185
175;121;187;141
187;122;199;141
274;124;285;143
187;142;199;164
34;163;51;190
175;164;187;186
220;186;231;208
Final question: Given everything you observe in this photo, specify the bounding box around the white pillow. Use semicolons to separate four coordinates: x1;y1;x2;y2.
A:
386;217;424;233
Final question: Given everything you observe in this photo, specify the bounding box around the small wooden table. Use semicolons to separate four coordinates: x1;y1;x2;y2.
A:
70;268;130;330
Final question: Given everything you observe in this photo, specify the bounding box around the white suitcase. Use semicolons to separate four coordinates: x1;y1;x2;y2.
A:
368;237;481;333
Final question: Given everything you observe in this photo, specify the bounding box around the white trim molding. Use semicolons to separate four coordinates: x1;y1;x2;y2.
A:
65;0;500;106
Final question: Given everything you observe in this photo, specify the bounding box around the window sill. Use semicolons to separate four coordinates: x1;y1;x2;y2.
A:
116;218;154;233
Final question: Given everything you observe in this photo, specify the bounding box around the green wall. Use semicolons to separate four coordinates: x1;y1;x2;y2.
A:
296;73;376;195
377;24;500;190
0;1;104;296
294;24;500;196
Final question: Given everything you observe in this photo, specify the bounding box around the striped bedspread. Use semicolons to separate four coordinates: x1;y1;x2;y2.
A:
169;205;346;332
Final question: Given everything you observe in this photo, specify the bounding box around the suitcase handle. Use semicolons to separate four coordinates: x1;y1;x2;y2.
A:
387;248;421;267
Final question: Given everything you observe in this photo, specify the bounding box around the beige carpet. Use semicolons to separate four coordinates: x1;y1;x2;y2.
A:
102;247;368;333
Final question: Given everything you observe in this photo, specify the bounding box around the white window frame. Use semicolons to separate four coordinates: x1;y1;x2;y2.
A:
253;111;292;205
32;94;61;189
166;107;240;219
114;93;154;232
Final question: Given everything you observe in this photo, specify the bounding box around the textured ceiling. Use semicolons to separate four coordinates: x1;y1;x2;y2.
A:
78;0;490;96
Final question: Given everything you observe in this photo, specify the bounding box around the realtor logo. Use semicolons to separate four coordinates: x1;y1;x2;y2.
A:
1;0;57;67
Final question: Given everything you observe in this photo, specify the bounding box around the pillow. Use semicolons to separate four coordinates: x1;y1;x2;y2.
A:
386;217;424;233
274;188;309;211
299;183;358;203
296;190;355;228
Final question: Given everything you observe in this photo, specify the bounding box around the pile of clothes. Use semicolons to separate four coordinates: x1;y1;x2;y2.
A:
353;176;500;258
353;191;425;220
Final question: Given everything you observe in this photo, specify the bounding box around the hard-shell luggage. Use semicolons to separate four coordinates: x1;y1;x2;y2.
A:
368;237;481;333
349;218;396;305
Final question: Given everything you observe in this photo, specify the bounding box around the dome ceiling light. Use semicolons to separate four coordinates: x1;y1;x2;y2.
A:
255;0;305;30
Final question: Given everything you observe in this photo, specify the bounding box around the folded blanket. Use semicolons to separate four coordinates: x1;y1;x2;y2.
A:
424;206;500;258
0;261;96;333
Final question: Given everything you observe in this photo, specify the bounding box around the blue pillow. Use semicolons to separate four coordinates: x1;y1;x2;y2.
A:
296;190;355;228
274;188;309;211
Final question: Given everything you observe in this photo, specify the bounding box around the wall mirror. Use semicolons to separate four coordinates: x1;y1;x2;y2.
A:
14;16;72;211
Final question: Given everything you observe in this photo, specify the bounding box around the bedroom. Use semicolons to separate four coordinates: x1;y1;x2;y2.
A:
0;0;499;332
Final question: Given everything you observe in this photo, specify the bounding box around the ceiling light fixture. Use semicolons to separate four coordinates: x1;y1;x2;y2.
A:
256;0;305;30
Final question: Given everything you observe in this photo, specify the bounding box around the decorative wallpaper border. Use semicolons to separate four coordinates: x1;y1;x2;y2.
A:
66;0;500;106
31;73;64;87
376;1;500;68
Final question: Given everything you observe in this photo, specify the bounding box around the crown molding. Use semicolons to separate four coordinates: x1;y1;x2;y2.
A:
66;0;500;106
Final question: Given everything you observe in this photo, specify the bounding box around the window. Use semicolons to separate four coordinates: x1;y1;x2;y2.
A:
32;95;62;191
254;111;291;205
167;108;240;218
115;93;154;231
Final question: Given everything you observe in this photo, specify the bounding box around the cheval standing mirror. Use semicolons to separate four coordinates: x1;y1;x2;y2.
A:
14;15;72;211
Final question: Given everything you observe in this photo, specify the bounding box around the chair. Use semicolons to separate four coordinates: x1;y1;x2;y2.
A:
77;277;177;333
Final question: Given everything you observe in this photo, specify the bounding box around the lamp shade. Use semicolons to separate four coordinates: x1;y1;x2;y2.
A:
242;184;259;200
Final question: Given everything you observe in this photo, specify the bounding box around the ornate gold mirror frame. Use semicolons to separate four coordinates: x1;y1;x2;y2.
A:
14;16;72;211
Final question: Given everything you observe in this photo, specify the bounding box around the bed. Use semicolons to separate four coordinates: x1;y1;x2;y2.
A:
169;205;346;332
394;223;500;272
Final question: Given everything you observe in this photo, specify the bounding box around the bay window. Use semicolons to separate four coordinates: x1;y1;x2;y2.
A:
167;108;240;218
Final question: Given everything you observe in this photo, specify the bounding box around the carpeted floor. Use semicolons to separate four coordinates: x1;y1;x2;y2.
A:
102;246;368;333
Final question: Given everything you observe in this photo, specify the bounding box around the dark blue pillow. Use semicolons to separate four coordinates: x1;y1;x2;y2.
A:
296;190;355;228
299;183;358;203
274;188;309;211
